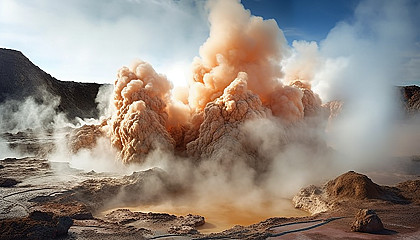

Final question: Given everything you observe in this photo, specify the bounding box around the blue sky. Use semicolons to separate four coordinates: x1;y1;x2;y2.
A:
0;0;418;86
242;0;360;42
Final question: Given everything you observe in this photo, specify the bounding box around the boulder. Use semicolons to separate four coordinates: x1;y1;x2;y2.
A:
351;209;384;233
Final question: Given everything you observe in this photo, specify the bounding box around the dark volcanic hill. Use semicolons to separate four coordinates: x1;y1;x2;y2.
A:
0;48;105;119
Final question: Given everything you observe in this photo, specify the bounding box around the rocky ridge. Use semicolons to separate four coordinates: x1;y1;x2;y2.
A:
0;48;105;120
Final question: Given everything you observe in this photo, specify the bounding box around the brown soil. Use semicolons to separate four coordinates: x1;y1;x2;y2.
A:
396;179;420;204
2;155;420;239
0;211;73;240
325;171;406;203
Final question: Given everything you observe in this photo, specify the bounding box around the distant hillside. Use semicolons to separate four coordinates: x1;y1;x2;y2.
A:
0;48;104;119
0;48;419;121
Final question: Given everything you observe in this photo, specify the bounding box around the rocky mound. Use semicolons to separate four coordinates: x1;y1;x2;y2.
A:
0;48;104;120
0;211;73;240
325;171;398;201
293;171;410;214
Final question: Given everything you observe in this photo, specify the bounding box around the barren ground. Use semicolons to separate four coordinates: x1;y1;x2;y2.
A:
1;132;420;240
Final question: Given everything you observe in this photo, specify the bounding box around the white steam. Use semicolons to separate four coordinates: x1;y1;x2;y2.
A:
0;0;419;221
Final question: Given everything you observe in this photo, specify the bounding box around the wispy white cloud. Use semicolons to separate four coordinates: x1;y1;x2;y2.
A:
309;0;420;169
0;0;208;85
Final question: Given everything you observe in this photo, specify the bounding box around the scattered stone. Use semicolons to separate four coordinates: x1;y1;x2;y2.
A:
103;209;205;235
351;209;384;233
168;225;199;235
177;214;205;227
0;177;20;187
104;209;142;224
145;212;177;223
0;164;4;169
0;211;73;240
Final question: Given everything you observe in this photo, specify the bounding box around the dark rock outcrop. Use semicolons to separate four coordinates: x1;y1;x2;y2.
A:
351;209;384;233
0;211;73;240
0;177;21;187
0;177;20;187
0;48;105;120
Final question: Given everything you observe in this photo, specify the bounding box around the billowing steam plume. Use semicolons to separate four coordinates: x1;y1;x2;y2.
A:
70;0;325;170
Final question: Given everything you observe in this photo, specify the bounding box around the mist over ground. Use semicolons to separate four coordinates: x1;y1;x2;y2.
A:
0;0;420;233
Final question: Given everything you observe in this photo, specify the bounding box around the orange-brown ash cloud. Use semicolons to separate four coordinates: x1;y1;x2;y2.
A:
73;0;325;165
190;0;280;106
186;72;270;162
188;0;311;124
110;61;175;164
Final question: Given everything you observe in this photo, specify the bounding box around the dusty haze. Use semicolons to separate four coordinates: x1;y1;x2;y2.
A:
1;0;418;222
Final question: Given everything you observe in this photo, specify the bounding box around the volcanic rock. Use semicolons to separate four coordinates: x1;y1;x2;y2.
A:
103;209;144;224
351;209;384;233
0;177;20;187
0;211;73;240
293;171;407;214
177;214;205;227
325;171;402;202
0;157;51;181
103;209;204;235
32;200;94;220
0;177;21;187
397;179;420;205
